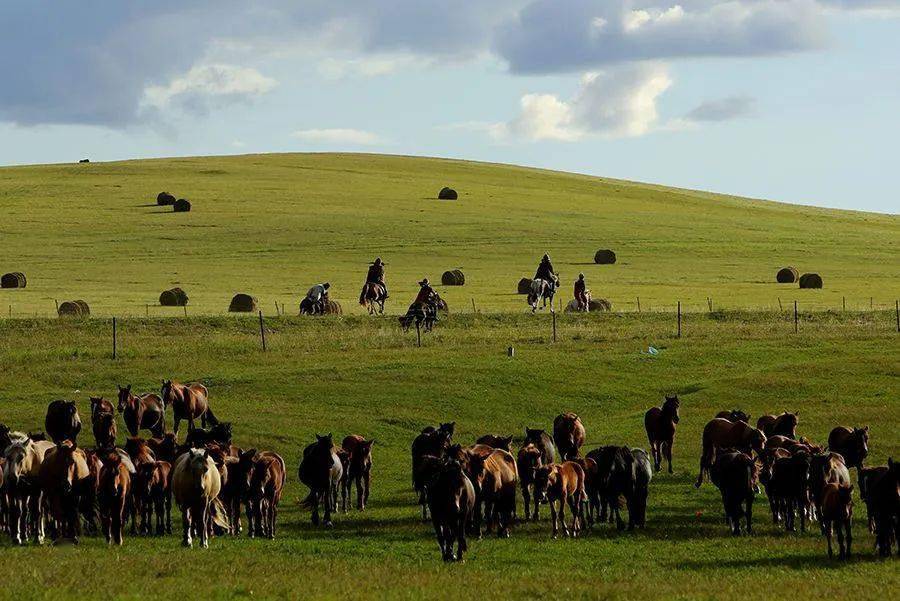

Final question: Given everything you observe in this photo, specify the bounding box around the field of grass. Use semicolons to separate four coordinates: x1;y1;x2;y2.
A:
0;153;897;318
0;312;897;599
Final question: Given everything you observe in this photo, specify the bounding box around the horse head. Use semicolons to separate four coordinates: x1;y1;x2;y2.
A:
160;380;174;407
664;395;680;423
117;385;132;412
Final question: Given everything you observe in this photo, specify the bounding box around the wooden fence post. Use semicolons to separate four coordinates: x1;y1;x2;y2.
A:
183;305;187;318
637;297;641;313
677;301;682;338
794;301;798;334
258;311;267;351
895;300;899;333
415;321;422;347
55;299;59;313
471;298;476;313
778;297;783;311
842;296;846;312
552;311;557;342
112;317;117;359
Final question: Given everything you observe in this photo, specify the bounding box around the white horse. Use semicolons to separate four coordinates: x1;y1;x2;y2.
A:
172;449;228;548
527;275;558;313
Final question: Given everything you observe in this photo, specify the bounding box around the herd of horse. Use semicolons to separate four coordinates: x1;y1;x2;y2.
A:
1;386;898;563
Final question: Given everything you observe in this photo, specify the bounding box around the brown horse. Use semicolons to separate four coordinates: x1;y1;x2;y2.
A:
715;410;751;423
247;451;286;538
39;441;91;543
45;400;82;445
710;449;760;535
644;394;680;473
341;435;374;511
117;385;165;438
696;418;766;487
147;433;180;463
428;459;475;562
821;483;853;559
533;461;586;538
90;397;115;420
92;411;117;450
359;282;386;315
160;380;217;436
134;460;173;535
524;428;557;465
475;434;513;451
98;452;131;545
827;426;869;469
553;413;585;460
469;449;518;537
756;412;799;439
517;443;544;521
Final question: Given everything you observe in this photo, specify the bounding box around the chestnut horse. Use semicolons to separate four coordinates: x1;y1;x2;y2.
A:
160;380;217;436
821;483;853;559
341;435;374;511
247;451;286;538
696;418;766;487
533;461;586;538
359;282;386;315
134;460;173;535
117;385;165;438
98;452;131;545
827;426;869;469
644;394;680;473
39;441;91;543
756;412;799;439
553;413;585;460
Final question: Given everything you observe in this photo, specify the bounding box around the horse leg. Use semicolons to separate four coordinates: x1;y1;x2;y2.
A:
521;485;531;522
664;439;674;474
363;469;370;509
355;474;364;510
695;449;708;488
173;416;181;438
30;492;44;544
456;514;468;562
550;500;559;539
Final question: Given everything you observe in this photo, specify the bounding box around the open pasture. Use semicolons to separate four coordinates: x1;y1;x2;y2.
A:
0;312;897;599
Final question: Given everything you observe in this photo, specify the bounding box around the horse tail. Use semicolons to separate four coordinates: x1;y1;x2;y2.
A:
210;498;231;531
359;284;368;306
204;405;219;426
299;490;316;508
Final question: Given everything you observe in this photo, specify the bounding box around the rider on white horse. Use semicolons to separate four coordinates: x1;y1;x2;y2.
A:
305;282;330;312
574;273;590;312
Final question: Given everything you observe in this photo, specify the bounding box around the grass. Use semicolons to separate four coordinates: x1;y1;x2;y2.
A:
0;312;897;600
0;153;897;318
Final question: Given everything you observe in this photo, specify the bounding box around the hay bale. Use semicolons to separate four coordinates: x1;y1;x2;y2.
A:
594;249;617;264
441;270;465;286
564;298;612;313
776;267;799;283
173;198;191;212
799;273;823;289
79;159;90;163
229;293;257;312
159;287;188;307
58;300;89;317
323;300;343;315
517;277;532;295
438;187;458;200
1;272;26;288
157;192;176;206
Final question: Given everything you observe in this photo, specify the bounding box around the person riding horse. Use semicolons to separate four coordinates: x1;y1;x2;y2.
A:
414;278;436;306
574;273;589;312
400;278;441;332
366;257;388;299
303;282;330;314
535;253;558;290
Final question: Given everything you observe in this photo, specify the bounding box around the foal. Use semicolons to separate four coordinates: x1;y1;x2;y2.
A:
821;483;853;559
644;394;680;473
533;461;586;538
341;435;374;511
98;452;131;545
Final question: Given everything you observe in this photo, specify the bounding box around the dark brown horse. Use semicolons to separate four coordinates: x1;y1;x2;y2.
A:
247;451;285;538
821;483;853;559
756;412;799;439
715;410;751;423
298;434;342;527
827;426;869;469
524;428;556;466
644;394;680;473
134;460;172;535
160;380;217;436
341;435;374;511
90;397;115;421
92;412;117;450
98;452;131;545
38;441;91;543
359;282;386;315
428;459;476;562
45;400;82;445
710;449;760;535
696;418;766;487
411;423;454;489
517;443;544;521
553;413;585;460
475;434;513;451
117;385;165;438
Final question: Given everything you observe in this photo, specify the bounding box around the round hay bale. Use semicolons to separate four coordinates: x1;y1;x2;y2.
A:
173;198;191;212
229;293;258;313
441;270;465;286
323;300;343;315
74;300;90;316
564;298;612;312
776;267;799;283
799;273;823;289
438;187;458;200
594;249;617;264
1;272;26;288
58;301;81;317
157;192;176;206
517;277;532;295
159;287;188;307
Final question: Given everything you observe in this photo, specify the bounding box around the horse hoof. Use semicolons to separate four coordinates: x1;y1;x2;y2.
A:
182;540;192;548
324;521;333;528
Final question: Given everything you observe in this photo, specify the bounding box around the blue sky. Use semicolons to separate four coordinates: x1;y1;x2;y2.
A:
1;1;898;213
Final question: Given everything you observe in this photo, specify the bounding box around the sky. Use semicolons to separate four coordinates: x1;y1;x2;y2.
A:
0;1;898;214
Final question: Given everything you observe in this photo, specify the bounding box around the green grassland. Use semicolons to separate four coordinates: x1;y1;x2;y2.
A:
0;153;897;317
0;312;897;600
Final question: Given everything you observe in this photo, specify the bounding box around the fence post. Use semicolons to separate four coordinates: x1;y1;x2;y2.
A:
275;301;280;316
870;297;874;311
507;346;515;358
183;305;187;318
794;300;798;334
112;317;117;359
842;296;846;312
552;311;557;342
778;297;783;311
677;301;682;338
637;297;641;313
415;321;422;347
258;311;267;351
55;299;59;313
896;300;899;333
471;298;476;313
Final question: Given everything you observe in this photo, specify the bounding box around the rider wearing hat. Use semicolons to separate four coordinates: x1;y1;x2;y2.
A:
535;253;557;290
414;278;435;305
574;273;589;312
365;257;388;298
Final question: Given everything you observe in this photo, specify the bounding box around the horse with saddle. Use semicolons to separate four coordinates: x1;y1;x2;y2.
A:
528;253;559;313
399;279;444;333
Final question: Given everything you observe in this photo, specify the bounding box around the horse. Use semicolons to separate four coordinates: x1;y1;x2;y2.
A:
527;275;558;313
467;449;518;538
359;282;386;315
185;422;233;449
172;448;228;548
827;426;869;469
399;292;442;333
3;438;55;544
117;385;166;438
710;449;760;536
821;483;854;559
769;451;812;532
533;461;586;538
147;433;180;463
696;418;767;487
247;451;285;538
475;434;513;451
588;446;646;530
98;452;131;545
298;434;342;527
759;447;791;523
715;410;751;423
45;400;82;444
134;460;173;535
517;443;544;521
552;413;585;460
644;394;680;473
868;458;899;556
809;452;851;526
413;454;446;521
92;411;117;450
39;441;91;543
412;423;454;486
90;396;115;420
630;449;653;528
160;380;217;436
859;465;889;533
341;435;374;511
756;412;799;439
524;428;557;466
428;459;475;562
299;296;325;315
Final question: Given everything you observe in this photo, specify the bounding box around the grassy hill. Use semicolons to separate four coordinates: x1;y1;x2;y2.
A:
0;153;897;317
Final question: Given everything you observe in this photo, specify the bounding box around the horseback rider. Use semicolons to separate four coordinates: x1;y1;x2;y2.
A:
305;282;330;313
574;273;589;312
414;278;436;305
534;253;557;291
366;257;388;299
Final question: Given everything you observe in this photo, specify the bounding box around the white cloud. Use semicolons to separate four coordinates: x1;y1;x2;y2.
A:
142;64;277;113
496;63;673;141
291;128;382;145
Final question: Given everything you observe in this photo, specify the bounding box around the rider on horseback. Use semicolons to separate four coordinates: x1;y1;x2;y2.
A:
535;253;557;291
305;282;330;313
574;273;589;312
366;257;388;299
414;278;436;305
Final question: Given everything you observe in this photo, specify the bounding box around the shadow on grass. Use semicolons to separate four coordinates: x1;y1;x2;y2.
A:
673;553;884;571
